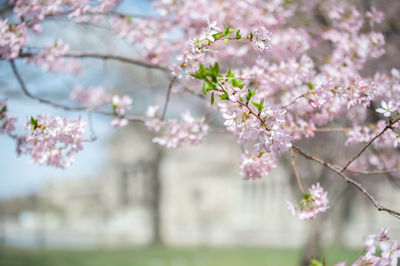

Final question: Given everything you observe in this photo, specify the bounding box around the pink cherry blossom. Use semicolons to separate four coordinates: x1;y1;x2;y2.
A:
376;101;396;117
111;95;132;115
19;115;86;168
150;111;208;148
111;117;129;128
0;99;17;134
250;27;272;54
70;85;111;107
0;19;28;60
240;151;277;180
287;183;329;220
26;40;83;75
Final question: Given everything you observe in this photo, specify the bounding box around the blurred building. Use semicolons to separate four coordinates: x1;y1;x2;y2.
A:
1;125;400;248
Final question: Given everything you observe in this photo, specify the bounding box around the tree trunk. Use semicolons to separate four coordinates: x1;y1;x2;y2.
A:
149;146;163;245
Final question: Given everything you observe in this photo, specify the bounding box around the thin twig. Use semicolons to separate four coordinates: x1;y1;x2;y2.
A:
341;118;400;172
161;77;177;120
292;145;400;219
18;52;169;72
10;60;86;111
346;168;400;175
314;127;350;132
282;92;310;109
9;60;145;123
290;148;305;194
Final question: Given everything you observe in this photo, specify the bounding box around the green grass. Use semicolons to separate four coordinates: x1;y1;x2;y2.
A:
0;245;360;266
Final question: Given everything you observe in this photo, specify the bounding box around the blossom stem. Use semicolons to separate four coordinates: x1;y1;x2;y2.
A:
290;148;305;195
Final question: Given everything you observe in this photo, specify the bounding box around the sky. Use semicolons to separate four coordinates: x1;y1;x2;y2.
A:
0;0;153;199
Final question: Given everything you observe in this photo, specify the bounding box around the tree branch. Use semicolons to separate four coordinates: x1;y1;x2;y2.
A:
9;60;144;123
161;77;177;120
341;118;400;172
18;52;169;72
290;148;305;194
292;145;400;219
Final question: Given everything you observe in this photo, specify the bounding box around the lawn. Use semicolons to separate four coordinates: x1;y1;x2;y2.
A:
0;245;360;266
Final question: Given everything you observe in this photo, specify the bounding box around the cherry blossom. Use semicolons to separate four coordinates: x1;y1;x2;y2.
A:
376;101;396;117
70;85;111;107
19;115;86;168
111;95;132;115
287;183;329;220
149;111;208;148
111;117;129;128
26;40;83;75
0;19;28;60
240;151;277;180
249;27;272;54
0;99;17;134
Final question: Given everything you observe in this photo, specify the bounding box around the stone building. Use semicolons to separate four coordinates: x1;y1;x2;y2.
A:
21;124;400;247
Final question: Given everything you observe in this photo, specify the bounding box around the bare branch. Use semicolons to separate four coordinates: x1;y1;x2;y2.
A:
290;148;305;195
161;77;177;120
292;145;400;219
18;52;170;72
346;168;400;175
9;60;145;123
282;91;311;109
341;118;400;172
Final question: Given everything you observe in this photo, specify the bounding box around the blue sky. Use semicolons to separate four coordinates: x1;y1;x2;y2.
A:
0;0;152;199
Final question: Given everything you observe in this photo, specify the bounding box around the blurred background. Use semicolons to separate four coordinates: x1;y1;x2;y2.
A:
1;0;400;265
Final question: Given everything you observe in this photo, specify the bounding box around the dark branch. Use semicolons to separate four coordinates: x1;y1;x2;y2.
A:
292;145;400;219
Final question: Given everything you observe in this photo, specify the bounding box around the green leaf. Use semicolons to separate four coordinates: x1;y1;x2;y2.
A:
209;62;219;76
202;81;216;95
231;78;245;89
212;32;222;40
310;258;326;266
0;105;6;113
303;193;311;200
219;93;229;100
223;26;235;36
191;72;204;79
226;67;235;78
202;82;208;95
30;116;38;130
308;81;314;90
223;38;231;43
191;64;208;80
199;64;207;76
211;92;215;105
236;29;242;39
245;88;256;101
252;99;264;112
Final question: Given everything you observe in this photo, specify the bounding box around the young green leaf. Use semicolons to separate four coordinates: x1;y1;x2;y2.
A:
219;93;229;100
236;29;242;39
30;116;38;130
231;78;245;89
226;67;235;78
308;81;314;90
223;26;235;36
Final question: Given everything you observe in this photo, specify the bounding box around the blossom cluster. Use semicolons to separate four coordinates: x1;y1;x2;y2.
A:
287;183;329;220
110;95;132;128
145;106;208;148
18;115;86;168
335;228;400;265
70;85;111;107
26;40;83;75
240;151;277;180
0;19;28;60
10;0;120;24
0;99;17;134
249;27;272;54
